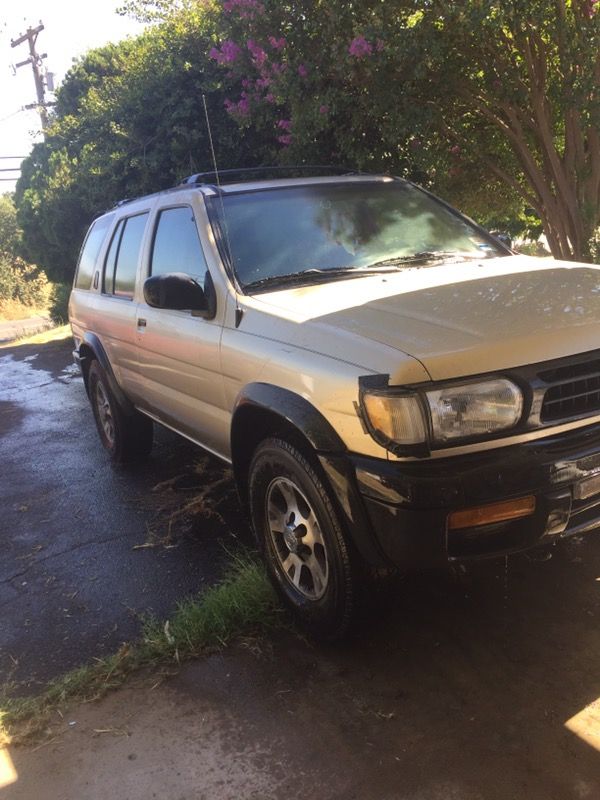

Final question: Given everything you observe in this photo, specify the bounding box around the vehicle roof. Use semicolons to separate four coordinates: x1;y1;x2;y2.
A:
199;173;398;195
99;172;401;219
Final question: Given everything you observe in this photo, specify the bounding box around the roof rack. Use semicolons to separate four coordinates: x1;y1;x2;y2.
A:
180;165;360;186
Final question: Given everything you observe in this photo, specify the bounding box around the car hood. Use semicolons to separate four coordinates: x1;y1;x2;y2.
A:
251;255;600;382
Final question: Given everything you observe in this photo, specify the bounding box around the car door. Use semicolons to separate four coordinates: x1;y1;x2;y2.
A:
91;210;150;399
134;203;228;457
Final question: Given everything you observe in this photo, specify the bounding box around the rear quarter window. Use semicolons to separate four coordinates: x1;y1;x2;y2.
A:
103;212;149;299
74;215;114;290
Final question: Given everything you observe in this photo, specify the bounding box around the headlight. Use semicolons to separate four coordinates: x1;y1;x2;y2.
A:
361;377;523;452
425;379;523;443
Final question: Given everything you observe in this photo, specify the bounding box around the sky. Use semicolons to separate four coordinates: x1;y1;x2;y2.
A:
0;0;149;192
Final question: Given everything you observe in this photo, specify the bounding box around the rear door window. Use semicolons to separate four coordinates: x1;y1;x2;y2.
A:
150;206;208;284
103;213;149;299
74;214;113;290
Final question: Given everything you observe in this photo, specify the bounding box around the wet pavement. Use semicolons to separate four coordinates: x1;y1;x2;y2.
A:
4;540;600;799
0;335;243;691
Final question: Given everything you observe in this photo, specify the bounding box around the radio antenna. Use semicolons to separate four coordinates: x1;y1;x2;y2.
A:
202;94;242;325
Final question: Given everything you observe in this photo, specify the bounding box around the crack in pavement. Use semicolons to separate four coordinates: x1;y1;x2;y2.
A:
0;531;135;587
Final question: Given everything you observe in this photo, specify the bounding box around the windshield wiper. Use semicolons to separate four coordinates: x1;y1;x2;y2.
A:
243;265;402;293
367;250;489;268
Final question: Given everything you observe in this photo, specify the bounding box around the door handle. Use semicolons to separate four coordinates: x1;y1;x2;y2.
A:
137;318;147;327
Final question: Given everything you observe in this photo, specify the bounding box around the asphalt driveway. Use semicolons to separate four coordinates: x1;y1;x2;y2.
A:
0;333;243;691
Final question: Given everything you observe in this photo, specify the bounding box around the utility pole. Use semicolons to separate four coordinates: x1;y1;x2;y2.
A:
10;22;50;132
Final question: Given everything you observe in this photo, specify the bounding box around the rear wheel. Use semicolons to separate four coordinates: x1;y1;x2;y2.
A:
88;360;153;463
249;438;356;638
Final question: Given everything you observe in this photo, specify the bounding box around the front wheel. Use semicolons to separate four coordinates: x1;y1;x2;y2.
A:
249;438;356;638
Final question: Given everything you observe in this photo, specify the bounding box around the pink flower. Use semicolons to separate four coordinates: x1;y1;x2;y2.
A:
375;38;385;52
348;35;373;58
319;104;329;115
237;97;250;116
277;119;292;131
450;145;461;155
247;39;267;66
298;63;308;77
265;93;276;104
209;40;241;64
268;36;286;50
256;76;272;89
277;134;292;146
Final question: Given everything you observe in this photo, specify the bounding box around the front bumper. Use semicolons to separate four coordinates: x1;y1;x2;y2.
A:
345;424;600;569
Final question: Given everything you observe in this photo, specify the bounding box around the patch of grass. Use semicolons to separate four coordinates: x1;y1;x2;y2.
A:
0;298;49;322
0;555;282;744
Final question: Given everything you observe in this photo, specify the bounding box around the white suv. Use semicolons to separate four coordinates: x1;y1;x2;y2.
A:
70;167;600;636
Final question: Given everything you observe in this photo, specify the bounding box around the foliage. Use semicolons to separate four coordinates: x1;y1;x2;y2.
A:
208;0;600;260
0;195;50;313
14;1;600;267
48;283;71;324
0;194;22;257
15;9;272;283
0;255;50;308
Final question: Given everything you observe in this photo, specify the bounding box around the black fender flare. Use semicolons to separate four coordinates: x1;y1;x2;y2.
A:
232;382;347;454
78;332;136;415
231;383;389;567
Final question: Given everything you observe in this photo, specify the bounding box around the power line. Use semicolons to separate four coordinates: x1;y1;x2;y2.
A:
0;108;25;124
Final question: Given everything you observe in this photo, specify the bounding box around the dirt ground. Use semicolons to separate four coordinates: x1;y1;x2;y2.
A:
1;334;600;799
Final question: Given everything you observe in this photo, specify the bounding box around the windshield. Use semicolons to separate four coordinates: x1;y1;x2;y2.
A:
207;181;507;291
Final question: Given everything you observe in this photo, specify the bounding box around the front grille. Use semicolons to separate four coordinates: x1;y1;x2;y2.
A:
539;358;600;422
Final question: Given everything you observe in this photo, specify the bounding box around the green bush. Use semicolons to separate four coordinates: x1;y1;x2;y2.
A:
48;282;71;324
0;254;50;307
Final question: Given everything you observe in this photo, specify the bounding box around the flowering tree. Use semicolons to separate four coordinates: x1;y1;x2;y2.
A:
209;0;600;261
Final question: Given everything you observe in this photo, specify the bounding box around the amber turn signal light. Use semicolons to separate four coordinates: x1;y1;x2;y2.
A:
448;496;536;530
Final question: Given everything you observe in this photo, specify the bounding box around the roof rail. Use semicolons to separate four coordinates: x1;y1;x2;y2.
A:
179;165;360;186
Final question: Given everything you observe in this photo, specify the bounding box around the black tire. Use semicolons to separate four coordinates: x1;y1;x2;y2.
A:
249;437;356;639
88;360;153;463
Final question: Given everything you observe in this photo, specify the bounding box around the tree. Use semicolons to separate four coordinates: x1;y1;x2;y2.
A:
0;194;22;257
208;0;600;260
15;9;272;282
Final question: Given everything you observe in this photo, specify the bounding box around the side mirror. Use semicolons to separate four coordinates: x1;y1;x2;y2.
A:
143;272;207;312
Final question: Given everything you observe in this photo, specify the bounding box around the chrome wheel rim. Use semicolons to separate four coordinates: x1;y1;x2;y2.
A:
265;477;329;600
95;381;115;447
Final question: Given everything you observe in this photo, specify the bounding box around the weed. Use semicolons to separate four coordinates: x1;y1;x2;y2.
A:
0;556;282;745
